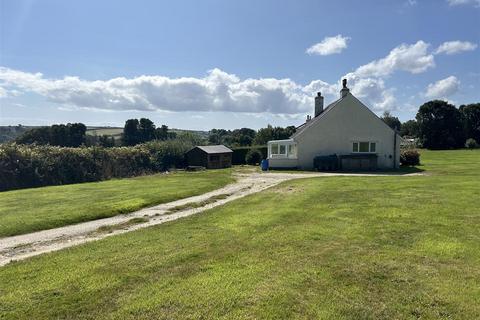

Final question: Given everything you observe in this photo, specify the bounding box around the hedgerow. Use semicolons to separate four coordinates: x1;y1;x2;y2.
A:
0;139;195;191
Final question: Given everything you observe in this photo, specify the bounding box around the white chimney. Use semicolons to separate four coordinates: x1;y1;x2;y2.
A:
314;92;324;117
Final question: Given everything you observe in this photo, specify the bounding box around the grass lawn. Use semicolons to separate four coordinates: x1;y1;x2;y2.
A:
1;150;479;319
0;169;234;238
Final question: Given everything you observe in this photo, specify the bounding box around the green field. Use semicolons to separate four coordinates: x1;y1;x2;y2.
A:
0;170;234;238
1;150;479;319
85;127;209;139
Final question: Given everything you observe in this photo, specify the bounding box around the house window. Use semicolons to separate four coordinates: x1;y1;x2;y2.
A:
352;141;377;153
288;144;296;157
359;142;369;152
271;144;279;154
269;140;297;159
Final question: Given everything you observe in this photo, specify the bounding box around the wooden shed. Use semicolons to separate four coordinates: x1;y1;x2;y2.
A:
186;145;233;169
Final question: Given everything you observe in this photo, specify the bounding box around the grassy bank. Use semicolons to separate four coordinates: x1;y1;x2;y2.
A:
0;150;479;319
0;169;233;237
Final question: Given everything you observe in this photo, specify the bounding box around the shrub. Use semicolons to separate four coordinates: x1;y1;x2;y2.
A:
245;149;263;165
465;138;478;149
145;139;193;171
0;140;193;191
400;149;420;166
232;146;267;165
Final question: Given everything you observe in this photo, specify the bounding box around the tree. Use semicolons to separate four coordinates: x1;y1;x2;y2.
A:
208;129;229;145
381;111;402;131
460;103;480;143
252;125;274;145
416;100;464;149
122;119;140;146
155;125;172;140
15;123;86;147
400;120;419;137
207;128;255;147
245;149;263;165
16;127;52;145
68;123;87;146
231;128;256;146
98;135;115;147
50;125;67;146
138;118;156;142
252;125;296;145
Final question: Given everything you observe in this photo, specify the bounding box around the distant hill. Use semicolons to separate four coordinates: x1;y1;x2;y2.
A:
86;127;123;140
0;125;210;144
86;126;209;141
170;128;209;139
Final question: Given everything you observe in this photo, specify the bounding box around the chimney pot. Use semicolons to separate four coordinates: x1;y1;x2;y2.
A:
340;78;350;98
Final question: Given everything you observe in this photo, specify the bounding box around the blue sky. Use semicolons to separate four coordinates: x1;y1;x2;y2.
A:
1;0;479;130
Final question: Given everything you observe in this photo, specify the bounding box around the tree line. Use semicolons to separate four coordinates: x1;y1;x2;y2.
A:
14;119;178;148
11;100;480;150
208;125;296;147
13;119;297;149
16;123;88;147
381;101;480;149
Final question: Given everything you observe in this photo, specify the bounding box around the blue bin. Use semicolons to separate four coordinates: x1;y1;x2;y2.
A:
260;159;269;171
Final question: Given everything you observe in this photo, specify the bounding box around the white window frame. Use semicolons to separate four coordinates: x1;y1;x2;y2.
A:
352;141;377;154
268;139;297;159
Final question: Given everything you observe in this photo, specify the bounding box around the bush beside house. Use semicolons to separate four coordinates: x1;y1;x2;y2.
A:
400;149;420;166
232;146;267;165
465;138;478;149
245;149;263;165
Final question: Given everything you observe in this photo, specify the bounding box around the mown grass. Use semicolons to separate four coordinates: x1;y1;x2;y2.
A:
0;169;234;237
0;150;479;319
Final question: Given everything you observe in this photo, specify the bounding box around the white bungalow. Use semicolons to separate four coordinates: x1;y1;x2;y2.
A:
267;79;401;171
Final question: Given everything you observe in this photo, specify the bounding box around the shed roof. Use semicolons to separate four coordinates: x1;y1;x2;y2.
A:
195;145;233;154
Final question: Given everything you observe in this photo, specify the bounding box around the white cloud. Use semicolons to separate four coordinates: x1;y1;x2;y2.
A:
333;40;438;111
0;66;402;116
354;41;435;77
425;76;460;99
446;0;480;7
306;35;350;56
343;73;397;111
302;79;339;98
2;39;442;117
0;67;317;114
434;41;478;55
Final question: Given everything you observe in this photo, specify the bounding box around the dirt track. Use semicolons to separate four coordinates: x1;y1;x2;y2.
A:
0;171;421;266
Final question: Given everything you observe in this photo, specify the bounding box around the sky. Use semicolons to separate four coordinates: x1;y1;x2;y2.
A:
0;0;479;130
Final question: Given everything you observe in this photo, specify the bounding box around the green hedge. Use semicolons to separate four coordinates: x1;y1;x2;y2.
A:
232;146;267;165
0;140;195;191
